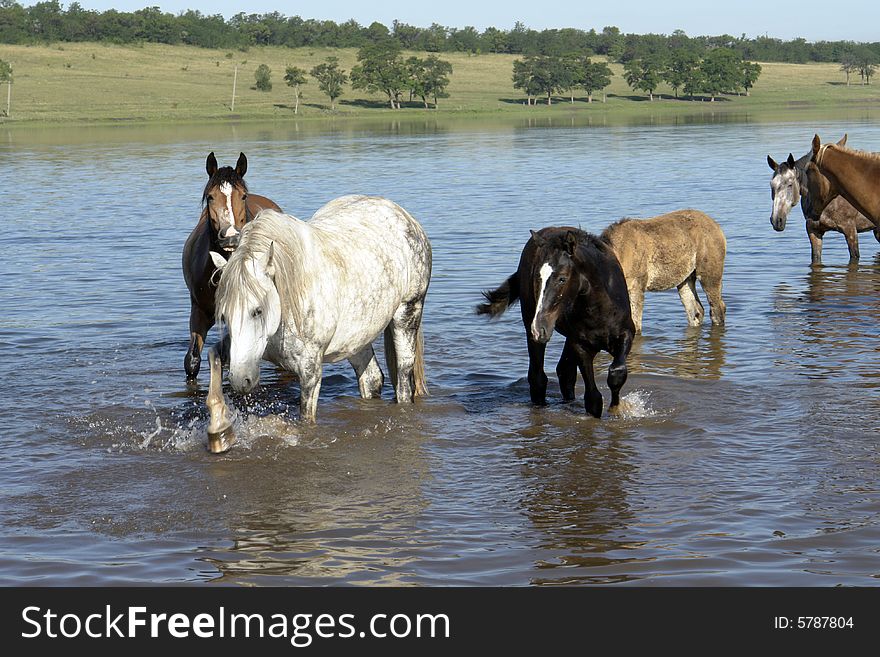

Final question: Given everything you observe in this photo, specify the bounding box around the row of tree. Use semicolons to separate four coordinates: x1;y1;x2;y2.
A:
253;44;454;111
1;2;879;65
839;48;878;85
512;49;761;104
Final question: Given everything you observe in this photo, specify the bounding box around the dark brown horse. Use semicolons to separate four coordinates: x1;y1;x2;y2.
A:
807;134;880;229
477;228;635;418
182;152;282;381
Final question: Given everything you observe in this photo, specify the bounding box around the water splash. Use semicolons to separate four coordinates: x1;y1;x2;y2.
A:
609;390;657;420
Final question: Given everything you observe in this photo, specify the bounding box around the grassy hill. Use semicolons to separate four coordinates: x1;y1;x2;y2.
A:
1;42;879;125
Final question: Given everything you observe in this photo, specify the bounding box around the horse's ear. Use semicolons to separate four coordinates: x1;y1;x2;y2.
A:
260;241;276;278
811;134;821;160
235;152;247;178
210;251;228;270
837;134;847;147
767;155;778;171
529;230;546;248
786;153;796;168
206;152;218;177
564;231;578;255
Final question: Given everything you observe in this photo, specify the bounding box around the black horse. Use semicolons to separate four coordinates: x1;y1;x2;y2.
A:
477;227;635;417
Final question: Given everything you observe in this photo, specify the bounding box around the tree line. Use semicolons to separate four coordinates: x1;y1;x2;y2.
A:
253;42;453;111
2;2;879;65
512;48;761;104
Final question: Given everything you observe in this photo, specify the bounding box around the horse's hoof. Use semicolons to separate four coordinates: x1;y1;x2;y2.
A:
207;426;235;454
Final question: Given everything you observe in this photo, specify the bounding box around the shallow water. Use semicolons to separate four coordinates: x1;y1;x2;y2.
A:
2;116;880;585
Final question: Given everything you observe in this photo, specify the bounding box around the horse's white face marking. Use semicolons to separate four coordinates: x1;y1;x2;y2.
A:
218;182;239;247
224;253;281;392
770;168;799;230
531;262;554;341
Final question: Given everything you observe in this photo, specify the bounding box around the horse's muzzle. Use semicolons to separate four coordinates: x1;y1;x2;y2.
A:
219;235;240;252
229;371;258;394
530;324;553;344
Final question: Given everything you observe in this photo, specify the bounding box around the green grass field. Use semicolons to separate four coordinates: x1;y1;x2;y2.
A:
1;41;879;125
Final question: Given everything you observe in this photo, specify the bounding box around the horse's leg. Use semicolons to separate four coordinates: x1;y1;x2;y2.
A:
699;267;727;326
572;343;602;418
607;333;633;409
677;272;705;326
386;299;424;404
185;302;212;381
349;344;384;399
842;222;860;262
206;346;235;453
807;223;824;265
297;351;324;423
556;338;578;402
627;283;645;333
526;335;548;406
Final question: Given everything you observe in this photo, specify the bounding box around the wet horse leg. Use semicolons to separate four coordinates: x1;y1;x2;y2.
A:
807;222;824;265
297;350;324;423
698;268;726;326
349;344;384;399
385;299;425;404
841;222;860;262
676;272;705;326
206;346;235;453
627;282;646;333
607;333;632;409
526;336;548;405
572;343;602;418
556;338;578;402
185;301;213;381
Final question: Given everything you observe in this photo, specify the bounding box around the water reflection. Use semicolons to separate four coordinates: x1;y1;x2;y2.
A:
514;424;640;584
628;326;727;380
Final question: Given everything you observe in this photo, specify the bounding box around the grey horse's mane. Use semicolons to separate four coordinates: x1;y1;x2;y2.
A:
215;209;313;332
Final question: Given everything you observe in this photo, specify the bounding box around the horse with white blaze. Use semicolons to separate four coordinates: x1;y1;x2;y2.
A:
205;195;432;452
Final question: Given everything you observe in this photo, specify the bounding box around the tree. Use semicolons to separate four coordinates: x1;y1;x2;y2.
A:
254;63;272;91
664;49;700;98
283;65;307;114
578;57;612;103
856;47;878;84
528;55;567;105
351;40;408;109
840;49;859;86
309;56;347;109
0;58;11;117
512;57;539;105
407;55;453;108
740;60;762;96
624;56;663;100
700;47;740;99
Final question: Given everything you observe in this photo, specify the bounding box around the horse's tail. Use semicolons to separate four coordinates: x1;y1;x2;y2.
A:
384;323;429;398
413;324;428;398
475;273;520;318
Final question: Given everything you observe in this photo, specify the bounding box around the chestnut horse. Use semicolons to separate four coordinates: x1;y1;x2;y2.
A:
477;228;634;418
767;134;878;263
182;152;282;381
807;134;880;229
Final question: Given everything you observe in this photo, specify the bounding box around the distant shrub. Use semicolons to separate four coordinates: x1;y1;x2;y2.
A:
254;64;272;91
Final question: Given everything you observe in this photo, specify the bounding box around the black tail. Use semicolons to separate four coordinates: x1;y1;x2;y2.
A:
476;273;520;318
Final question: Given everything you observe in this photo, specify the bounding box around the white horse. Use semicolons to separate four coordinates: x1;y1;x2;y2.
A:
205;195;432;452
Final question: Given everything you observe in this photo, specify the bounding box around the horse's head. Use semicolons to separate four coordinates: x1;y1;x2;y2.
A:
528;229;581;344
203;152;250;253
211;242;281;393
805;135;841;222
767;153;800;231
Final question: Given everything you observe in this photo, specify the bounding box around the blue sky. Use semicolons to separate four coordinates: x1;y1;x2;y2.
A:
69;1;879;42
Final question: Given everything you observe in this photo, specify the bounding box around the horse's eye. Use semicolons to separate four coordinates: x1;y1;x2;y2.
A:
207;195;214;202
242;194;248;201
251;308;263;318
558;277;567;284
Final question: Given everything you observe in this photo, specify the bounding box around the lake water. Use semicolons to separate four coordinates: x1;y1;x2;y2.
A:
2;114;880;585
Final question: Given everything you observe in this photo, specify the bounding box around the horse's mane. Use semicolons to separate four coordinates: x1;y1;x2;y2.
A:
202;167;248;206
214;209;311;332
600;218;636;241
833;144;880;163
